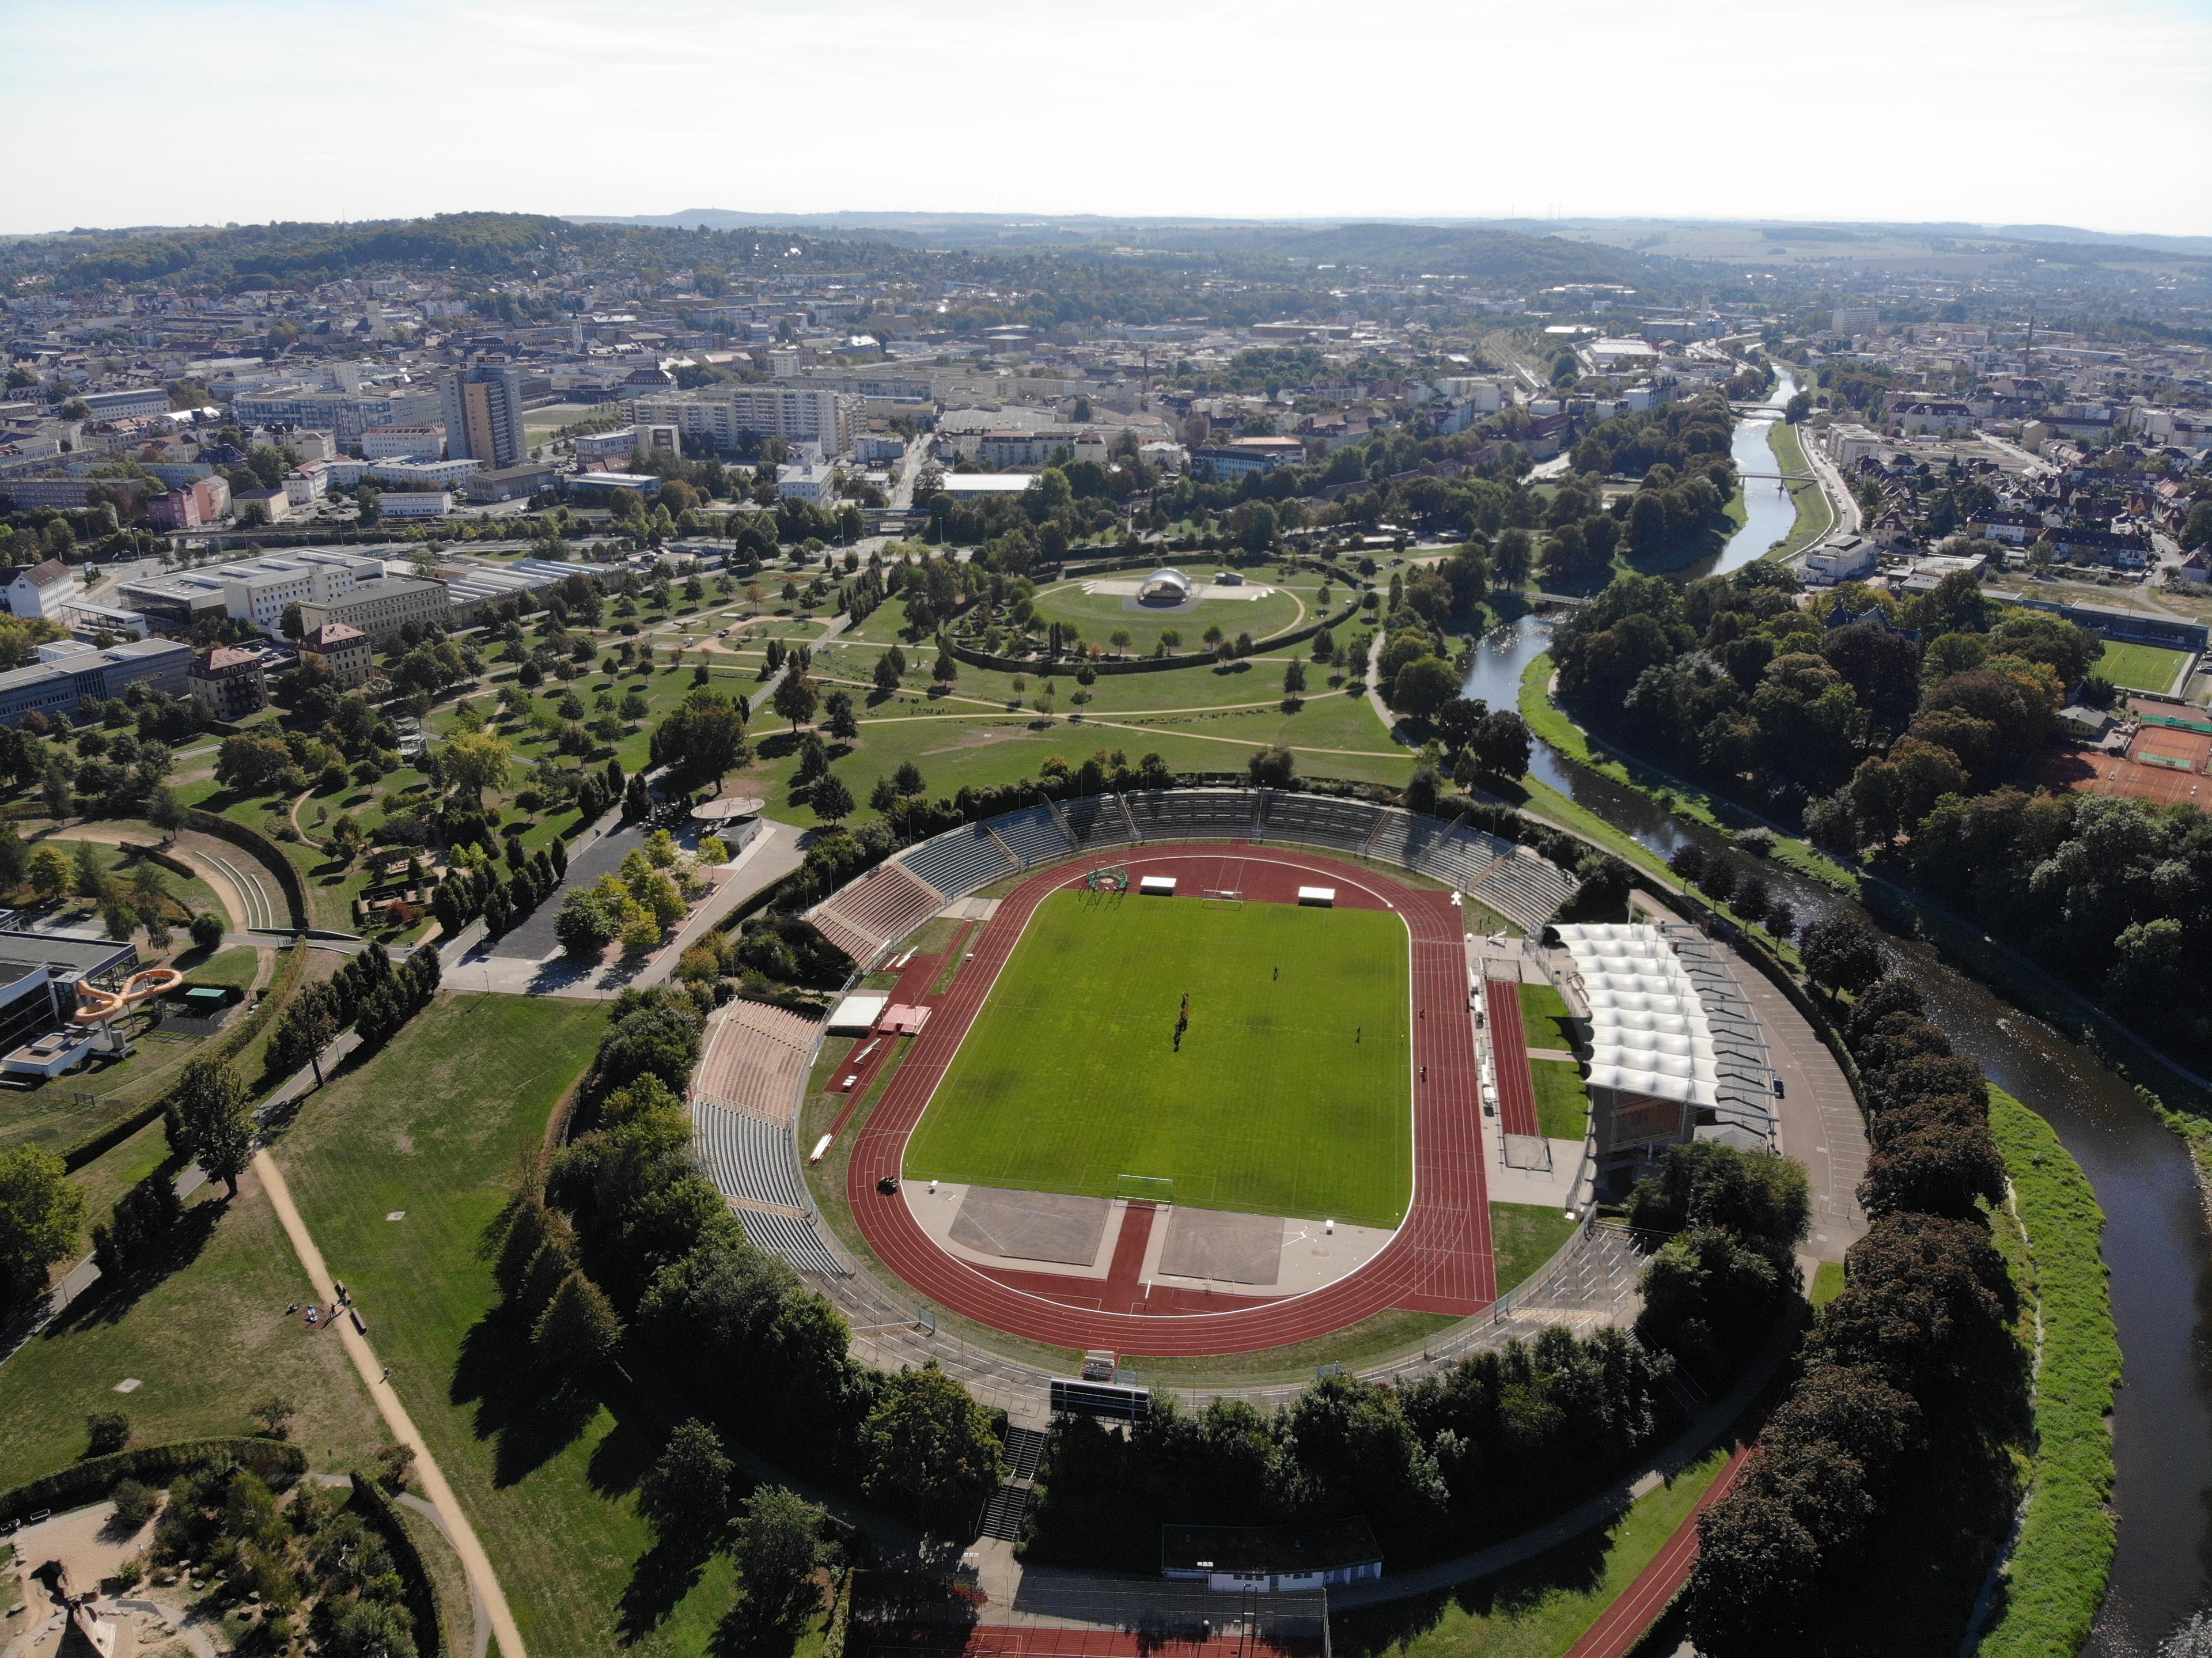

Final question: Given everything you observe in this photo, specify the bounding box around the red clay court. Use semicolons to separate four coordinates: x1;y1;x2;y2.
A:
2040;726;2212;808
843;843;1496;1356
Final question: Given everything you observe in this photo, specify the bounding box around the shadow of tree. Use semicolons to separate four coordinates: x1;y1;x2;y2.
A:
41;1191;222;1335
448;1307;604;1489
1330;1521;1612;1657
616;1532;714;1644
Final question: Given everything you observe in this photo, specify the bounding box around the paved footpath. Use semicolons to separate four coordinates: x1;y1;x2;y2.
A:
254;1149;529;1658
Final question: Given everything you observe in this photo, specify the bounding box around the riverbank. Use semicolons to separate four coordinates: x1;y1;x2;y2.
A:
1764;417;1834;560
1982;1089;2120;1658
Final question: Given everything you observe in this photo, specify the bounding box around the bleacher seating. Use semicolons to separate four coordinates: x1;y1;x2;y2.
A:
693;1101;809;1211
738;1207;849;1277
1362;808;1418;869
1257;792;1384;853
896;824;1017;899
990;804;1076;868
1471;853;1578;930
1408;823;1514;892
1126;789;1256;839
809;862;942;963
1060;794;1134;848
693;999;817;1123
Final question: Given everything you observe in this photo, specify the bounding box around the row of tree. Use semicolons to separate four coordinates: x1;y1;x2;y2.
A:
1685;977;2022;1653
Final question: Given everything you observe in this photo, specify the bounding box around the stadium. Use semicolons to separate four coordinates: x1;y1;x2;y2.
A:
681;786;1752;1379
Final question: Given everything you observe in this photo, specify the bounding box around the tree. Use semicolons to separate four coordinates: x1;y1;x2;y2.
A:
251;1394;298;1439
26;844;70;902
639;1418;733;1543
441;731;512;804
0;1145;87;1311
824;689;858;741
811;772;854;824
555;889;620;960
188;911;225;952
85;1410;132;1455
148;786;187;841
1392;656;1457;718
1800;914;1884;995
732;1485;824;1629
863;1362;1003;1530
1626;1142;1812;1250
532;1269;624;1377
273;997;338;1087
1282;658;1306;699
1471;710;1532;780
1247;745;1295;789
169;1057;255;1197
772;671;819;732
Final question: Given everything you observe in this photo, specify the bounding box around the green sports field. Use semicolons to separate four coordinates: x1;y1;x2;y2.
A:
2096;639;2192;692
904;889;1413;1228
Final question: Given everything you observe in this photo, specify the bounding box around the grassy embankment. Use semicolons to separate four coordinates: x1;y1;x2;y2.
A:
1978;1089;2119;1658
1764;418;1833;561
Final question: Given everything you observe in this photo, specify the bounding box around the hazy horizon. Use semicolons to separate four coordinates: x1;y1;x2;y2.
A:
4;0;2209;240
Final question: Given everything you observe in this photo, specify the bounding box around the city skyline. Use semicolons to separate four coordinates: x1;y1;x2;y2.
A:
3;0;2209;237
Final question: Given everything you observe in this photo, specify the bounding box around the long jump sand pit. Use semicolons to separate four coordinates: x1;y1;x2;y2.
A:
1157;1206;1287;1286
948;1184;1113;1266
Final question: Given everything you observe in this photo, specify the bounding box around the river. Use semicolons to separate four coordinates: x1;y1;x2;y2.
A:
1461;612;2212;1653
1683;365;1804;580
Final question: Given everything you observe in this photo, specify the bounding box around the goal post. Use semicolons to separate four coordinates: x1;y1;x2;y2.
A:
1116;1175;1175;1206
1202;888;1244;906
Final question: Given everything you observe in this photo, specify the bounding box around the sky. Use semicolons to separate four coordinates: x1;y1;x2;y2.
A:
5;0;2210;239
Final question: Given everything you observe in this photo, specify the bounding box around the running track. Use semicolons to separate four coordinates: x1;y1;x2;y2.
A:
1484;980;1543;1140
844;843;1495;1354
1559;1444;1751;1658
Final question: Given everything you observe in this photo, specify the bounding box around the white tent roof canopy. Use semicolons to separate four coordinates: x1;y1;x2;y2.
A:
1553;923;1752;1112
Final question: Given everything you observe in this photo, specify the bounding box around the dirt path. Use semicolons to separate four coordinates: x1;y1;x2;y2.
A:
253;1150;530;1658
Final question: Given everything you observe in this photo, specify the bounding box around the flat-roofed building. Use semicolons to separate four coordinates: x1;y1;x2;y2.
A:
361;425;445;460
298;575;450;645
0;637;192;726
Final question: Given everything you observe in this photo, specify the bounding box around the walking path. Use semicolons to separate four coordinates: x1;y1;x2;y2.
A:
253;1149;529;1658
1559;1444;1751;1658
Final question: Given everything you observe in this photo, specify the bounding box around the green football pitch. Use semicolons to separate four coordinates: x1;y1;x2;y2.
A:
2096;639;2191;693
903;888;1414;1228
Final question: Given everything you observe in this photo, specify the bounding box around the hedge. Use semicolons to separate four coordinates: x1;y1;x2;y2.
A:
0;1437;306;1525
349;1471;444;1658
184;808;310;930
1979;1089;2119;1658
938;601;1359;679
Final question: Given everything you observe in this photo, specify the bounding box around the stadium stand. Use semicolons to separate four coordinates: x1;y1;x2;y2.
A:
1126;788;1257;839
991;803;1077;867
809;861;942;963
693;998;819;1123
1408;822;1516;892
738;1207;849;1277
1257;791;1384;853
1059;793;1134;849
694;1101;810;1211
896;823;1017;899
1471;852;1578;930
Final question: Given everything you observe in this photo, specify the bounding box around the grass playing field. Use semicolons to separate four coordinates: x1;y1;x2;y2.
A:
2097;639;2191;692
903;888;1414;1228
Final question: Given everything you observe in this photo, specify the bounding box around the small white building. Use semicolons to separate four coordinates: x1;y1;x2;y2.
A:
3;559;81;620
775;460;836;505
379;490;453;518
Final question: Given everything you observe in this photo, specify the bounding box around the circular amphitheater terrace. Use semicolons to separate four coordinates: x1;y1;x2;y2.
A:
687;789;1599;1368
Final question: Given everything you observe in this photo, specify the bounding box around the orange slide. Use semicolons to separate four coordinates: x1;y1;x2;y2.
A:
73;966;184;1025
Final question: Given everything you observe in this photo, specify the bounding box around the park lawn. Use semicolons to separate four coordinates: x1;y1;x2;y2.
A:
26;836;226;926
1332;1447;1732;1658
2095;639;2191;694
265;993;754;1657
1518;983;1575;1052
733;694;1410;834
1811;1259;1846;1309
1028;578;1305;654
0;1161;387;1491
1491;1202;1580;1295
179;946;263;990
807;642;1331;718
904;888;1414;1228
1529;1060;1590;1141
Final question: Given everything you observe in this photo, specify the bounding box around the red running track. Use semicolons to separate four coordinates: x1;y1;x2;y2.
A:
844;843;1496;1355
1484;979;1543;1140
1558;1444;1751;1658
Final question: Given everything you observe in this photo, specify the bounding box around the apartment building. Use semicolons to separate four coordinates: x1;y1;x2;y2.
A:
300;621;371;687
187;646;268;719
231;386;441;443
361;425;445;460
2;559;79;620
146;475;232;529
79;386;173;421
440;364;527;468
630;384;862;457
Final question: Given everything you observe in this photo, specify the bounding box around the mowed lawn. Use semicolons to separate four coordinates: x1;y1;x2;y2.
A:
904;889;1413;1228
266;994;757;1657
2096;639;2191;692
